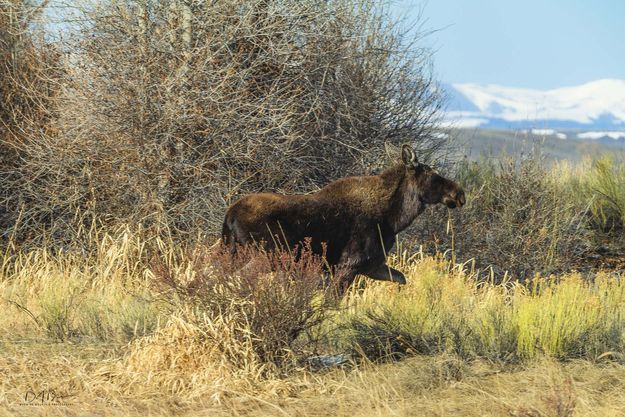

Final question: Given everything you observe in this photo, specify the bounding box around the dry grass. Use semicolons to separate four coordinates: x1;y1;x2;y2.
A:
0;226;167;342
2;343;625;416
2;228;625;416
555;156;625;234
340;248;625;362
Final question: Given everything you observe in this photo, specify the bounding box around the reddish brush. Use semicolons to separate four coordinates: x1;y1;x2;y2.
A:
152;239;342;366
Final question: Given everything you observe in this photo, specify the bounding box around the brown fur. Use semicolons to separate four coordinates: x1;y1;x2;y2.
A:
222;146;465;293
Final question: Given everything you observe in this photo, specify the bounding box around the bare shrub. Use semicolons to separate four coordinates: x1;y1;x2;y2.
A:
411;149;584;280
6;0;446;245
153;240;340;367
0;1;63;238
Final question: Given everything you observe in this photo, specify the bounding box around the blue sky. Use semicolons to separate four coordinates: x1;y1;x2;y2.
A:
392;0;625;89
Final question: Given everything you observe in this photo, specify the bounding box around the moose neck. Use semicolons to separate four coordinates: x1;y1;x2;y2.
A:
381;165;425;234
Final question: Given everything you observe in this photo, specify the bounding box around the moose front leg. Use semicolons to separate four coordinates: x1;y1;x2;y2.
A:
361;263;406;285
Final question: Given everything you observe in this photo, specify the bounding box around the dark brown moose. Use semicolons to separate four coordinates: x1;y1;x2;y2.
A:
222;145;465;293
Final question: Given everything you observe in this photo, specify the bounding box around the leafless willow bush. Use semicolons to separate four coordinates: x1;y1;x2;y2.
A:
2;0;447;246
0;0;63;238
410;150;585;281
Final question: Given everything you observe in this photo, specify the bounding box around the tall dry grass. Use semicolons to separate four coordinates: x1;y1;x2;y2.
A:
3;226;625;362
555;156;625;234
2;228;625;415
0;226;167;342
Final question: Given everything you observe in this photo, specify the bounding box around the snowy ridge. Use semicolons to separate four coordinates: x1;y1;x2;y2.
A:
578;131;625;140
445;79;625;132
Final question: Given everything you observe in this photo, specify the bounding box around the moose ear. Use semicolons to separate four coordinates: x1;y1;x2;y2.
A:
401;144;418;168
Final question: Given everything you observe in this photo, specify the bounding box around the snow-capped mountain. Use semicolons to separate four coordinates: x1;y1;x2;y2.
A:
444;79;625;131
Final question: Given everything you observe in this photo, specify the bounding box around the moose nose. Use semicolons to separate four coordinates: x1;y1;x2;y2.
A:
456;190;466;207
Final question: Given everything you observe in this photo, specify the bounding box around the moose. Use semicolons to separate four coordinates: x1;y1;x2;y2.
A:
222;145;465;293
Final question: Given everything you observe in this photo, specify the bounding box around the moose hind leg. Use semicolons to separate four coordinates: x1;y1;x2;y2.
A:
362;263;406;285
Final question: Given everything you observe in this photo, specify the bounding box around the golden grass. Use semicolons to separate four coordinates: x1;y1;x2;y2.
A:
340;250;625;361
553;156;625;231
3;342;625;416
0;228;167;341
2;229;625;416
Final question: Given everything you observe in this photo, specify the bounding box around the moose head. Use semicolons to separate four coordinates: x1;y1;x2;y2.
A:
401;144;466;209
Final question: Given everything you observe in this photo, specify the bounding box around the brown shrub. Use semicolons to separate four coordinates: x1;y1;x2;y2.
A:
0;1;63;238
3;0;447;247
410;149;585;281
153;240;341;367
